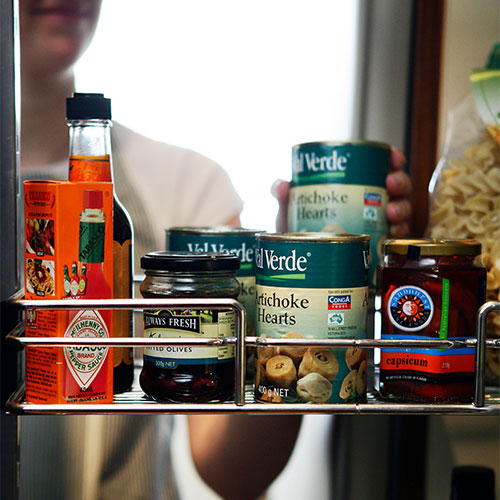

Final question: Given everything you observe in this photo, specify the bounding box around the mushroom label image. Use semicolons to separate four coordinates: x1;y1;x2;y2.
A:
254;233;370;404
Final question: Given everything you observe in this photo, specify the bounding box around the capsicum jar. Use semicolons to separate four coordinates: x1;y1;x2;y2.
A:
379;239;486;402
139;251;240;403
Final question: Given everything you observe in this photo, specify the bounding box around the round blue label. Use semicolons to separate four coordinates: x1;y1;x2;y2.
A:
387;285;434;332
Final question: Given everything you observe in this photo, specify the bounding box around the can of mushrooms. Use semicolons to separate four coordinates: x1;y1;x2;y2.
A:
254;232;370;403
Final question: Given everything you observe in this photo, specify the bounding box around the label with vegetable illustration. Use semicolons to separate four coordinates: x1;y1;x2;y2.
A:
254;233;369;403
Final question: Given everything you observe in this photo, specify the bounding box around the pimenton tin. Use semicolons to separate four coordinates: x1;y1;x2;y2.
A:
166;226;261;381
254;232;370;404
379;239;486;402
287;141;390;290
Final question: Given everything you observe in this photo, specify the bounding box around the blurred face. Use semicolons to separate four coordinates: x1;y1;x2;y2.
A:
20;0;102;79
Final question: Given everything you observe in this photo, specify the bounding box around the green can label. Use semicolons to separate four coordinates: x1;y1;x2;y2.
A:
166;231;257;277
288;142;390;289
255;235;369;404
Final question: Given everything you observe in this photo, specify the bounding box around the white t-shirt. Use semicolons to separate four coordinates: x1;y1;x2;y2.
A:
112;123;243;243
21;122;243;269
20;124;243;500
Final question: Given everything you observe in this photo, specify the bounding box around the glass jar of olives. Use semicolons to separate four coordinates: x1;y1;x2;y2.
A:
139;251;240;403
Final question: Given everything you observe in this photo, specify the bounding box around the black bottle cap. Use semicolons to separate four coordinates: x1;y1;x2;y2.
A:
66;92;112;120
450;466;495;500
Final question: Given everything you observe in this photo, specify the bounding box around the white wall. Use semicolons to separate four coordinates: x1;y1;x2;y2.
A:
76;0;358;232
437;0;499;155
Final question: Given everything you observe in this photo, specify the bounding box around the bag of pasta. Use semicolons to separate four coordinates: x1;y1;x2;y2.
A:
427;49;500;386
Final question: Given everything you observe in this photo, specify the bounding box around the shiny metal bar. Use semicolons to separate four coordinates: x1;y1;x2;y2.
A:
10;296;243;311
7;332;499;350
474;301;500;407
234;306;246;406
6;335;236;347
6;383;499;416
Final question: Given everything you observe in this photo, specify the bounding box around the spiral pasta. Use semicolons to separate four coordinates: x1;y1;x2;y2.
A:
429;132;499;382
429;132;500;299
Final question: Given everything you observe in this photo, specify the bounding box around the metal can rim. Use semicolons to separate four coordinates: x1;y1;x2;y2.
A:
292;140;391;151
166;226;262;237
256;232;371;243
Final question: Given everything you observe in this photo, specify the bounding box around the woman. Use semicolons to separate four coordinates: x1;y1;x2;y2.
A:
19;1;411;499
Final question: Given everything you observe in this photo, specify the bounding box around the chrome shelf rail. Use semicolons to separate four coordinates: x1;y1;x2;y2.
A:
5;382;499;416
4;296;500;415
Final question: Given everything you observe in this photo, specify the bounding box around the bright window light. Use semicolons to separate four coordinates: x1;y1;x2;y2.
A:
76;0;359;232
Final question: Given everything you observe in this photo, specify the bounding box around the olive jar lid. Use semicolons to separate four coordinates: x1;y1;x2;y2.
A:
383;239;482;256
141;251;240;272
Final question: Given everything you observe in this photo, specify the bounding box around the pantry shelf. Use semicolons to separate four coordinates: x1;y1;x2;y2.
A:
4;296;500;415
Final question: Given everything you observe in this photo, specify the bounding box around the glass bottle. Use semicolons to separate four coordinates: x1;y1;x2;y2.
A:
63;264;71;297
66;92;134;393
139;251;240;403
70;261;79;297
79;264;87;296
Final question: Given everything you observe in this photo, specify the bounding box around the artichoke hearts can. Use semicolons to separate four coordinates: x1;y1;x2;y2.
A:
166;226;261;381
255;233;370;404
288;141;390;290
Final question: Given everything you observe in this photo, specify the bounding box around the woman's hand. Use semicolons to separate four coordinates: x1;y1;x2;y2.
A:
271;147;412;237
271;177;291;233
385;148;411;237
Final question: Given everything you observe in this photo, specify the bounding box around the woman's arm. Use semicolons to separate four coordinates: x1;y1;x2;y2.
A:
188;414;301;500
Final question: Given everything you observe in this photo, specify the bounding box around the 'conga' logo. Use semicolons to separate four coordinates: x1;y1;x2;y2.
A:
387;286;433;332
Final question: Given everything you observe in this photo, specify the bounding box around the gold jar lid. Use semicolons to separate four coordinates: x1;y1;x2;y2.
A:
383;239;482;256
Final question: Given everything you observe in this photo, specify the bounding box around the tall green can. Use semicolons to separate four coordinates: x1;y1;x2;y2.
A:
288;141;390;290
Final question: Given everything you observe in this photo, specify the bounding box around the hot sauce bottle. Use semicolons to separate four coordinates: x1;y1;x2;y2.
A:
63;189;113;401
63;264;71;297
79;264;87;296
66;93;134;393
379;239;486;402
70;261;79;297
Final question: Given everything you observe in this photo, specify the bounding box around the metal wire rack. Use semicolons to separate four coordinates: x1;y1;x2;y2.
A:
4;295;500;415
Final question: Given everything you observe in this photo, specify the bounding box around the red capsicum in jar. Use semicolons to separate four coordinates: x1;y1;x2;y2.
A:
378;239;486;403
